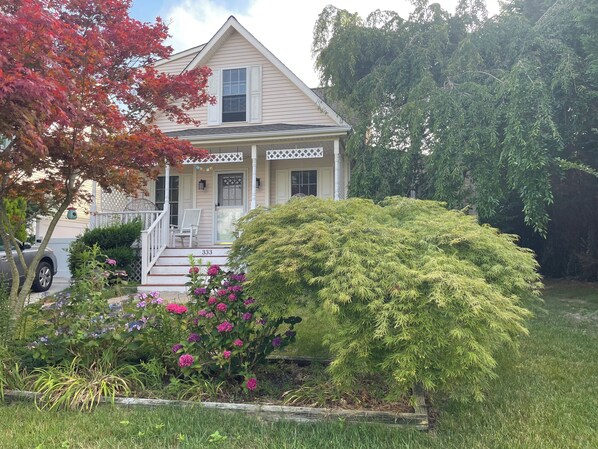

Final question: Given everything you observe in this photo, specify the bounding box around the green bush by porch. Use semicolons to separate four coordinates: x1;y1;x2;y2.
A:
230;196;541;402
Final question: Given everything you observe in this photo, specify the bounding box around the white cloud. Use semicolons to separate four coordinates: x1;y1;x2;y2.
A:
163;0;500;87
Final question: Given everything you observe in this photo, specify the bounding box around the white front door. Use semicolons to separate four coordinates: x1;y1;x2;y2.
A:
214;172;245;243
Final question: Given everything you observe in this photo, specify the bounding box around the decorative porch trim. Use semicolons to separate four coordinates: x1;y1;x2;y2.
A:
184;152;244;164
266;147;323;160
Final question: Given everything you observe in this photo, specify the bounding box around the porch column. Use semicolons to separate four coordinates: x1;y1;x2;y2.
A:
264;158;270;208
164;164;170;242
334;138;341;201
251;144;257;210
90;181;97;229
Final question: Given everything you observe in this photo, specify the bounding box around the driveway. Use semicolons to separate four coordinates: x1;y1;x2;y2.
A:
28;277;70;303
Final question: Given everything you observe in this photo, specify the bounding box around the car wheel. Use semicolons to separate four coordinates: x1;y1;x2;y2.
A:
32;261;53;292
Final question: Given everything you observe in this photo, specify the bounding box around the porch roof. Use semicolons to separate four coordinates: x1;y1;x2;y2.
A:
164;123;351;144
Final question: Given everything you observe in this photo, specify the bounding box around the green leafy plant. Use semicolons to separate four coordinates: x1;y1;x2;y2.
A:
230;196;542;402
32;358;143;411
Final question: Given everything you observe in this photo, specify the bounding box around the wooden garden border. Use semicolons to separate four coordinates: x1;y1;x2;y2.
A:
3;389;428;429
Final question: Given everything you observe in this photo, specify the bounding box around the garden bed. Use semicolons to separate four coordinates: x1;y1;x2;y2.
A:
3;387;428;429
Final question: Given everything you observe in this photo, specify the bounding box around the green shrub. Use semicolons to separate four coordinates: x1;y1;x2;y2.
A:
68;220;141;275
229;196;542;402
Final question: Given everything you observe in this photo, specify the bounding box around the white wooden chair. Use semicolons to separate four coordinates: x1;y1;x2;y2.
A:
172;209;202;248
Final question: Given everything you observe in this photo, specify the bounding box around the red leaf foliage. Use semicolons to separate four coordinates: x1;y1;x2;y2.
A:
0;0;211;210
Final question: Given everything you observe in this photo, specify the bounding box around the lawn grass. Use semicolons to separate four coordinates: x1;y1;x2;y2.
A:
1;280;597;448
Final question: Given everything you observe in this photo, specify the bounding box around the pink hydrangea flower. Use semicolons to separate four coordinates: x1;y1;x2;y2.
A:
105;258;117;266
178;354;194;367
165;303;188;314
233;339;243;347
217;321;234;333
207;265;220;276
223;350;231;359
216;302;228;312
246;377;257;391
207;296;218;305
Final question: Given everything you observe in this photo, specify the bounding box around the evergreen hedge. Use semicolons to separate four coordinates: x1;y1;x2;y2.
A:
229;196;541;401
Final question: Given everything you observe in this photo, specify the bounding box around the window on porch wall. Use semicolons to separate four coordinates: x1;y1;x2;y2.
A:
291;170;317;197
155;176;179;226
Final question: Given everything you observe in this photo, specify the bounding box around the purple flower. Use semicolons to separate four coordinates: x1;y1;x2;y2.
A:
233;274;246;283
172;344;183;353
206;312;215;319
243;298;255;307
178;354;194;367
151;297;163;305
216;302;228;312
217;321;234;333
223;350;231;359
105;258;117;266
198;309;208;317
137;293;148;300
136;301;147;308
272;336;282;347
231;285;242;292
242;312;253;321
246;377;257;391
194;287;207;296
207;265;220;276
285;330;296;338
187;333;201;343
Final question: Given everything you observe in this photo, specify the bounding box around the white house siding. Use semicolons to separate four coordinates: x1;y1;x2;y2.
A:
152;30;338;133
155;51;199;75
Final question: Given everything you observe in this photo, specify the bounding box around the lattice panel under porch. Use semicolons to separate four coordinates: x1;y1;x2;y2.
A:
266;147;324;160
100;189;130;212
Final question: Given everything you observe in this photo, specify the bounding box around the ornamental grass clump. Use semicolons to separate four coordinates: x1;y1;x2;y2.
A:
229;196;542;402
176;261;301;387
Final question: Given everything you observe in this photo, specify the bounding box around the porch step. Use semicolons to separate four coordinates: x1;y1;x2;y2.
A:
150;264;229;275
138;284;188;294
155;255;229;266
161;247;230;257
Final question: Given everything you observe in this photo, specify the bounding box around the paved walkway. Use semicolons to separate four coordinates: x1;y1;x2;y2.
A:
28;277;71;304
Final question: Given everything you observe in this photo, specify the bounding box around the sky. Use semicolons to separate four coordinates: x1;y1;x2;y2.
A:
129;0;501;87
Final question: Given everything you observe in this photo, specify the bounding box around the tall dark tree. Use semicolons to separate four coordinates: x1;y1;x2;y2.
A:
313;0;598;278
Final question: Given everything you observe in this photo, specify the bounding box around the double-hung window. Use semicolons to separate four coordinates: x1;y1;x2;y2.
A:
222;68;246;122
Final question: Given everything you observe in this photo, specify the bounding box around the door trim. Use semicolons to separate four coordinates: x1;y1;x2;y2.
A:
212;169;248;244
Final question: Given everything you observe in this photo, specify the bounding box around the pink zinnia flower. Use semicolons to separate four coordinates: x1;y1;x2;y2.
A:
206;312;215;319
243;298;255;307
165;303;188;314
207;296;218;305
198;309;208;317
216;289;227;297
246;378;257;391
242;312;252;321
223;350;231;359
189;266;200;274
105;258;117;266
217;321;234;333
228;293;237;301
207;265;220;276
233;339;243;347
216;302;228;312
178;354;194;367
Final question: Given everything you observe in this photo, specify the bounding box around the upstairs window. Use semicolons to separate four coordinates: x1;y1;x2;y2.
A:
222;68;246;122
291;170;317;197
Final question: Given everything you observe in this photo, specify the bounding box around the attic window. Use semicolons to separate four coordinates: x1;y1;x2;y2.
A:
222;68;246;122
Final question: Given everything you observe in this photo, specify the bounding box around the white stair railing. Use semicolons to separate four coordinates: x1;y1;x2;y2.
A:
140;208;169;284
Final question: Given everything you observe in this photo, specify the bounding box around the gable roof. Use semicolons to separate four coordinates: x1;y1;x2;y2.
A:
183;16;350;130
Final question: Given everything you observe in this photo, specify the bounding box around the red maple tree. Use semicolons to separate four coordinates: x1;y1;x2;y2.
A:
0;0;212;333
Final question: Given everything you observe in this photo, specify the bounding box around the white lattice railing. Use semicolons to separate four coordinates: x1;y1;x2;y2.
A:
92;211;162;231
183;152;244;164
140;208;169;284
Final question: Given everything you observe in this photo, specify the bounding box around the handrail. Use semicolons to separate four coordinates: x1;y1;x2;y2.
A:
140;208;169;284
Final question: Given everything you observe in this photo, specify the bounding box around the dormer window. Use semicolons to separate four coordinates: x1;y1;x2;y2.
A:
222;68;246;122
